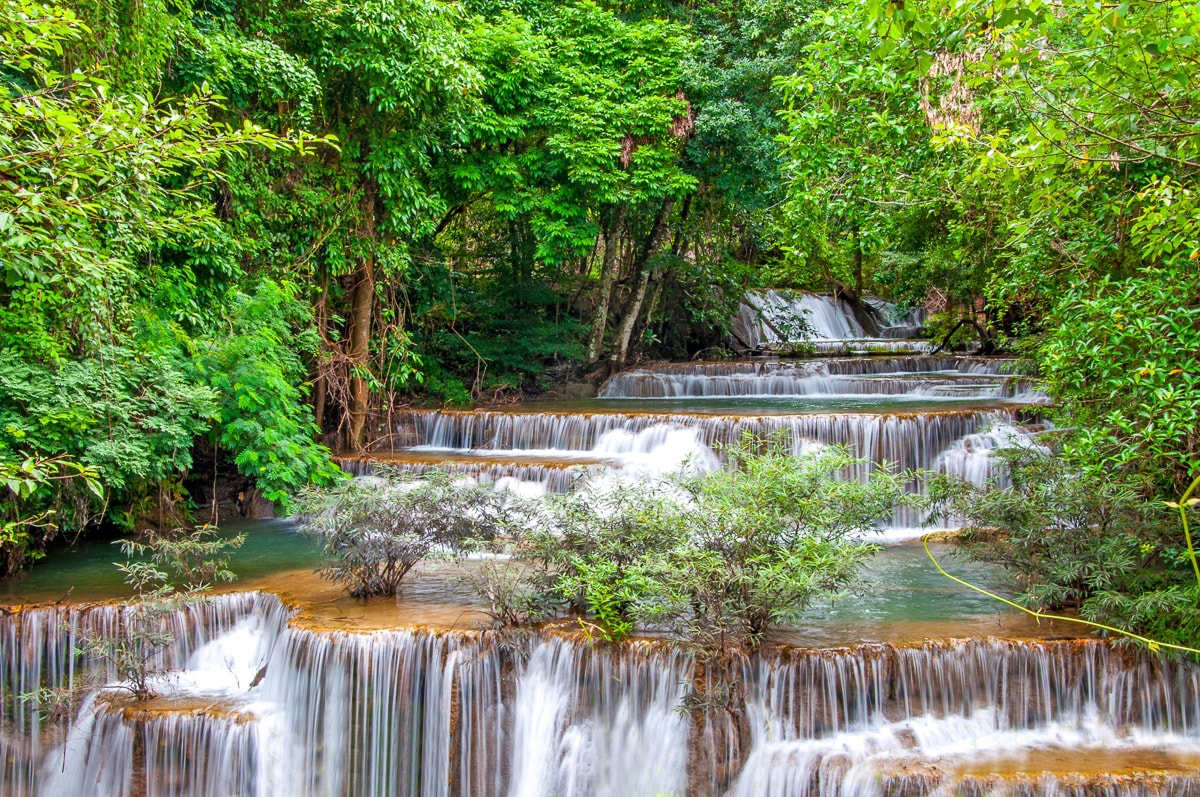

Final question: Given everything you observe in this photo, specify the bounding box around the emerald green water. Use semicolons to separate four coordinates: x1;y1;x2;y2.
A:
0;519;321;605
522;396;1023;415
0;521;1038;645
779;542;1044;646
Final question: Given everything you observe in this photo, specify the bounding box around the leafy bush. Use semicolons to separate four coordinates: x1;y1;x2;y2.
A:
635;441;908;656
473;441;908;654
298;470;507;598
193;282;347;509
0;1;336;549
540;482;685;642
0;455;101;574
81;527;245;701
454;536;561;629
931;448;1200;650
1037;269;1200;494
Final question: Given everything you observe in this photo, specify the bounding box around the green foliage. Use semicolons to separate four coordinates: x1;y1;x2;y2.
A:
193;282;347;508
774;2;940;295
80;526;245;700
0;1;287;354
0;454;101;573
410;265;586;399
539;482;684;642
175;22;323;124
1038;270;1200;491
480;441;906;655
0;0;343;549
0;340;218;503
637;441;906;656
863;0;1200;488
297;470;506;598
424;0;710;369
455;536;560;628
932;448;1200;651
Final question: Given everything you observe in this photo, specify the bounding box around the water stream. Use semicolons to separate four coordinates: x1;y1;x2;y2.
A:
731;291;932;354
3;297;1196;795
3;593;1198;796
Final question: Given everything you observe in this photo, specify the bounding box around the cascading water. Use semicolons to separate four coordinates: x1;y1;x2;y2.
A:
727;639;1200;797
1;593;271;797
6;294;1136;796
4;594;1199;796
393;408;1009;467
731;291;934;354
375;406;1028;529
598;357;1043;401
322;342;1052;533
507;637;691;797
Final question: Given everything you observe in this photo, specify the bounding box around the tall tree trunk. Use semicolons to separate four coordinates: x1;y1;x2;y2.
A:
314;376;327;432
611;198;675;369
611;269;652;369
585;206;626;365
347;194;376;452
852;221;864;299
314;270;330;432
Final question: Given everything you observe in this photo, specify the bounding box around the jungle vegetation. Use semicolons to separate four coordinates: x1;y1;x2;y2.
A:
1;0;1197;645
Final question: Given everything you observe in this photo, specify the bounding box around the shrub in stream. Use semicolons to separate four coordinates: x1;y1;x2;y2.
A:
452;482;682;638
478;440;910;656
540;481;686;642
632;441;909;658
930;447;1200;651
66;527;244;703
298;470;507;598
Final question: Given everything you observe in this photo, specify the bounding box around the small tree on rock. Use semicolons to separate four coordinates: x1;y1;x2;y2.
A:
299;469;507;598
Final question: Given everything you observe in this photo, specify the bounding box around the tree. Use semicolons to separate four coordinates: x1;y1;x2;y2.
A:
775;3;935;300
871;0;1200;488
79;526;245;701
276;0;480;449
427;1;698;376
0;455;101;574
811;0;1200;652
298;470;507;598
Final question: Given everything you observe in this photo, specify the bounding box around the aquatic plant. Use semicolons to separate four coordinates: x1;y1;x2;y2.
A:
81;527;244;701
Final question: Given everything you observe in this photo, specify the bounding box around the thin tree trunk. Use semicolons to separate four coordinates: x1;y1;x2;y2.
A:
611;199;675;369
611;268;652;369
585;206;626;365
347;194;376;452
633;277;662;357
314;376;327;433
852;221;864;299
314;270;330;431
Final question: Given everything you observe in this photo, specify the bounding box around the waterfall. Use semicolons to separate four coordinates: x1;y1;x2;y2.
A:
349;406;1029;528
598;357;1042;400
35;693;136;797
936;421;1045;488
335;456;583;495
1;593;270;797
507;637;690;797
863;297;925;339
324;353;1049;531
392;408;1009;470
254;626;459;797
725;639;1200;797
4;595;1199;796
731;291;933;352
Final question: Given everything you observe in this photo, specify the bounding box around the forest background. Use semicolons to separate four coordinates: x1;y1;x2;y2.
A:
1;0;1197;640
